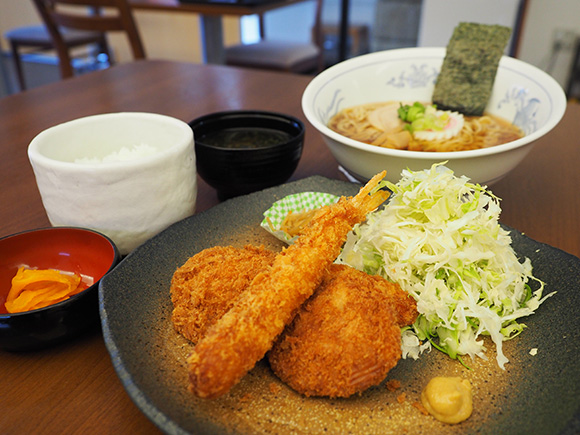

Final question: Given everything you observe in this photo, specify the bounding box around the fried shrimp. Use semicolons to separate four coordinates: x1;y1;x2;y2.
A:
268;264;417;398
171;245;276;343
187;171;389;398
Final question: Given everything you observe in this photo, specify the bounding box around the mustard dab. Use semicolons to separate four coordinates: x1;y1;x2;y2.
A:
421;376;473;424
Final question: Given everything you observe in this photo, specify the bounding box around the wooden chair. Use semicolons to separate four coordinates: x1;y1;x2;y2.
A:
224;0;324;74
5;23;111;92
8;0;145;91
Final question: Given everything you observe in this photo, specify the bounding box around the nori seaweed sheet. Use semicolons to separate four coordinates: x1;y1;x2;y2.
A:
432;23;511;116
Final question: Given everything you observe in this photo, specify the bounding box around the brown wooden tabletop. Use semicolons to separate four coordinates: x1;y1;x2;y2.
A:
0;60;578;434
131;0;308;17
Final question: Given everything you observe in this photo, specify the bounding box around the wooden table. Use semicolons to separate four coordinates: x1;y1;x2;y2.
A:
131;0;308;64
0;60;578;434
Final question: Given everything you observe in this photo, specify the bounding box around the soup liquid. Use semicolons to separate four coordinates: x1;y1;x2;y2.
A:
200;128;291;149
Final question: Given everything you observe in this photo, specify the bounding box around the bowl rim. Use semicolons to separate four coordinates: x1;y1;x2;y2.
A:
27;112;193;170
302;47;567;160
189;109;305;152
0;226;120;317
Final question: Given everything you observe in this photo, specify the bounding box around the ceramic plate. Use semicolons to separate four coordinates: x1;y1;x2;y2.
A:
99;176;580;435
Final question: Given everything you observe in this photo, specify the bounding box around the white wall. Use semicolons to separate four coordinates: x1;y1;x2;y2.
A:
416;0;521;54
518;0;580;88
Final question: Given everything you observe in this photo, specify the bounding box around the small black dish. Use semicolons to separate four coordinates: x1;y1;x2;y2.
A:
0;227;120;352
189;110;304;200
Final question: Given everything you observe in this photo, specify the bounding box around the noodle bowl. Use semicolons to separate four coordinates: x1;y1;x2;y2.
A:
301;47;566;185
328;102;524;152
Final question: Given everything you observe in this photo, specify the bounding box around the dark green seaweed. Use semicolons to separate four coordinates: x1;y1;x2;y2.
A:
432;22;511;116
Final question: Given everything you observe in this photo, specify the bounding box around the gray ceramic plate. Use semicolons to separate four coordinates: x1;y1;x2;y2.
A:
99;176;580;435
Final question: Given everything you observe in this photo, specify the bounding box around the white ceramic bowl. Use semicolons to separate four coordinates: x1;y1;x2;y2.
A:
28;112;197;255
302;47;567;185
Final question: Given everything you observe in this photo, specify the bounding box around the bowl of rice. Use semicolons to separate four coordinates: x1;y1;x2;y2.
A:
302;46;567;185
28;112;197;255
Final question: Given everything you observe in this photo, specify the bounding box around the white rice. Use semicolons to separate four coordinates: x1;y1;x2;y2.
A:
74;143;158;164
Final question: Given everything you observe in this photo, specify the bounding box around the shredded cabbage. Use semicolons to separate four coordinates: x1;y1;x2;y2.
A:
338;163;554;369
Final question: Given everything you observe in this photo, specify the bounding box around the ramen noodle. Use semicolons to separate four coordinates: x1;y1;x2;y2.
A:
328;102;524;152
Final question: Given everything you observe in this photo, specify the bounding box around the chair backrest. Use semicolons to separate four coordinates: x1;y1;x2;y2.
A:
32;0;145;78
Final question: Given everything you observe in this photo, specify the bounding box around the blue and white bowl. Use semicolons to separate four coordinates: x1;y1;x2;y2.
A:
302;47;567;185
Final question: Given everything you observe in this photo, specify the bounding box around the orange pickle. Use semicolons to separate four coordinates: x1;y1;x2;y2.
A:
4;267;88;313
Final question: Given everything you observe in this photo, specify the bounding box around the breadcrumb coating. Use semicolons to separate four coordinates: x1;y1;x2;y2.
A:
268;264;417;398
170;245;276;343
187;172;389;398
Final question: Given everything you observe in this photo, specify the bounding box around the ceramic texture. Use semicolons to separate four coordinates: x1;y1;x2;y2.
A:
100;177;580;435
190;110;304;200
0;227;119;351
28;112;197;255
302;47;567;185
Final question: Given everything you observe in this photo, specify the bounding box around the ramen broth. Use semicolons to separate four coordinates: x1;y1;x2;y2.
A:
328;102;524;152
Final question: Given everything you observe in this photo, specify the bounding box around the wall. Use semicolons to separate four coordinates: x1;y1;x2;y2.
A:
517;0;580;88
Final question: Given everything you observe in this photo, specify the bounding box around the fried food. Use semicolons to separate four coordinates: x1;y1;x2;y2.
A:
268;264;417;398
364;272;418;328
187;171;390;398
171;245;276;343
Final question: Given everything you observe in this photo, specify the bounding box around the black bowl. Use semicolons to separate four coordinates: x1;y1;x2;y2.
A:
0;227;120;351
189;110;304;200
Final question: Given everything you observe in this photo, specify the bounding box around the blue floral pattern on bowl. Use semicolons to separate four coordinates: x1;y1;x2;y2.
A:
498;86;540;135
318;89;343;124
386;63;439;89
320;61;540;136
